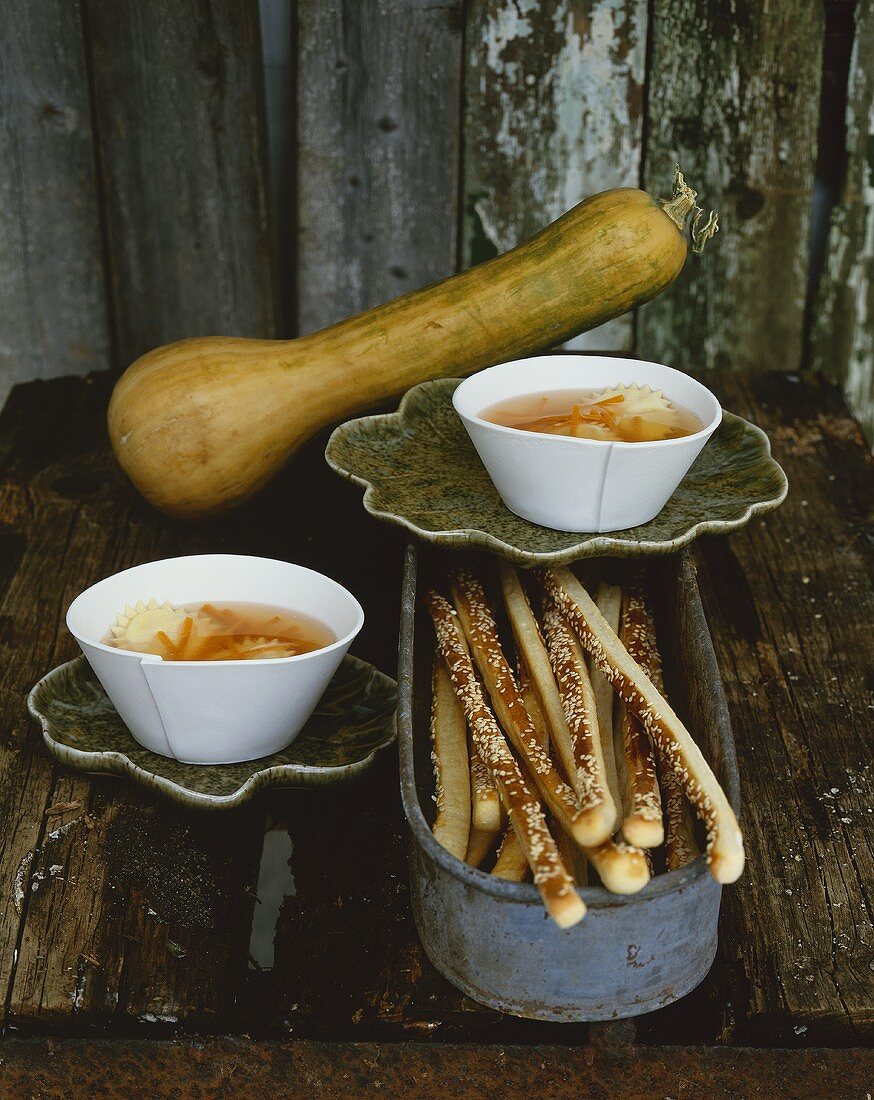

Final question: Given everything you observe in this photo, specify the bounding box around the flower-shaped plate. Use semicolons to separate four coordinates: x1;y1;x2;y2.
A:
28;655;396;810
326;378;788;567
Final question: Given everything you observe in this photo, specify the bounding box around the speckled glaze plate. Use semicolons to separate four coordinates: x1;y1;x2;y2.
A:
326;378;788;567
28;655;397;810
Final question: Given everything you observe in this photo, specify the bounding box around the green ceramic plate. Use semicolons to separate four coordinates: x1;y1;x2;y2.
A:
28;655;397;810
325;378;788;567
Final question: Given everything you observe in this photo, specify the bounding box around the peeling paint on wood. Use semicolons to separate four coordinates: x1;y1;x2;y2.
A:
811;0;874;448
638;0;824;375
296;0;462;334
463;0;648;351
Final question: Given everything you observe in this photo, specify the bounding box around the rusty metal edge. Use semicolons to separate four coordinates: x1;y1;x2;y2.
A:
397;543;740;910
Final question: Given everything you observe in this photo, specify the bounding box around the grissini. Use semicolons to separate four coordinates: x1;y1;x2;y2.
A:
590;582;624;827
499;563;580;785
613;588;664;847
542;568;744;884
450;570;606;848
491;828;529;881
466;827;499;868
584;836;650;894
430;656;472;860
425;589;585;927
613;699;664;847
522;605;646;893
541;598;616;846
626;588;699;870
470;743;502;833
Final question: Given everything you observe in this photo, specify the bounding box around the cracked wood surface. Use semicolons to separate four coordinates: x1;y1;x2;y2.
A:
811;0;874;445
0;371;870;1044
639;0;824;376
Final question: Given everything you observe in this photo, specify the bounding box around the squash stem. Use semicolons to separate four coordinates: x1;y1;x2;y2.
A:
659;164;720;253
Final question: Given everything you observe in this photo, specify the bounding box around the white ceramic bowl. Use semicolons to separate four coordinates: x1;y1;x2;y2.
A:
66;555;364;764
453;355;722;532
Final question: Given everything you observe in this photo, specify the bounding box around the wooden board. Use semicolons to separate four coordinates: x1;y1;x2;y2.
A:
462;0;648;351
295;0;463;334
85;0;275;367
648;370;874;1046
0;1037;870;1099
638;0;824;375
810;0;874;446
0;371;871;1043
0;0;109;408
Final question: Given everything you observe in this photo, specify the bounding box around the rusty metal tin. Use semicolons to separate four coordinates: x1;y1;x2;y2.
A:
397;544;741;1022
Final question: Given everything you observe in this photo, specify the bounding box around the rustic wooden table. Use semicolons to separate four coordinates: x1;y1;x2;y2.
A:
0;371;871;1097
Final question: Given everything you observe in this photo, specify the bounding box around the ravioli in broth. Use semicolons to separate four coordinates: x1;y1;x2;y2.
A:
106;599;335;661
479;384;704;443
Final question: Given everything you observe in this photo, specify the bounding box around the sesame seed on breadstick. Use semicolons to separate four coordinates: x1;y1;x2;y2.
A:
540;597;616;848
590;582;624;829
451;569;607;849
500;563;616;845
542;568;744;884
623;588;699;870
425;589;585;928
430;656;472;861
614;587;664;848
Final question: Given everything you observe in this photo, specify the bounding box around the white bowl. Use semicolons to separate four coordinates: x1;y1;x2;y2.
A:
66;555;364;764
452;356;722;532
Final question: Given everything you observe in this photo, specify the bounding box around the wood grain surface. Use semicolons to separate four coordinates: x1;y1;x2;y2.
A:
0;0;110;407
638;0;824;376
86;0;275;367
462;0;648;352
811;0;874;444
0;370;870;1044
295;0;463;334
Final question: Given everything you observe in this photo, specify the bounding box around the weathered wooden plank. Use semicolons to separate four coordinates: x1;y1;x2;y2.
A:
638;1;824;374
86;0;275;367
811;0;874;447
462;0;648;351
0;374;406;1029
296;0;462;334
0;1037;871;1100
690;371;873;1045
0;376;265;1026
0;0;109;409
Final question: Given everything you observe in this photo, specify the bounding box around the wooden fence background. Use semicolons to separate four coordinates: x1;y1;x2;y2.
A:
1;0;872;444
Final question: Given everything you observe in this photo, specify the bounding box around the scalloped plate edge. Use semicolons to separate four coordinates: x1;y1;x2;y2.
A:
27;657;398;811
326;396;789;566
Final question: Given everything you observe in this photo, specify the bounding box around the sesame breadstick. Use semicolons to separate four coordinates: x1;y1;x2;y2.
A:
590;582;624;827
542;568;744;884
614;586;664;847
450;570;606;848
466;827;499;868
429;656;471;861
425;589;584;927
540;598;616;847
626;589;699;870
491;828;529;881
524;609;647;893
584;835;650;894
613;697;664;848
470;743;502;833
499;563;580;783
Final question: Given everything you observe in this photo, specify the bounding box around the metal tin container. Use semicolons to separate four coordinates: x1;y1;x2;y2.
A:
397;544;741;1022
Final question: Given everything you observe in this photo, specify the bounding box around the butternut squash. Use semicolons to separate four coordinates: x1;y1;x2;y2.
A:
108;169;717;518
